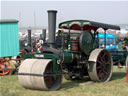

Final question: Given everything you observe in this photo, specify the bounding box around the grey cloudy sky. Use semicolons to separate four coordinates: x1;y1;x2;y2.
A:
1;1;128;28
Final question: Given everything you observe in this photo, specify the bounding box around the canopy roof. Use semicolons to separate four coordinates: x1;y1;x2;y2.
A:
0;19;18;23
59;20;120;31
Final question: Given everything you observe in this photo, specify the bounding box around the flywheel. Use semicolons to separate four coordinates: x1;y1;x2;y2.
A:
79;31;94;55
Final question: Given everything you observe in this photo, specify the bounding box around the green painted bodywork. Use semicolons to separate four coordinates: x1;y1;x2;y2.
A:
43;54;59;72
111;49;127;64
24;54;35;59
62;52;73;64
111;41;128;64
24;53;59;72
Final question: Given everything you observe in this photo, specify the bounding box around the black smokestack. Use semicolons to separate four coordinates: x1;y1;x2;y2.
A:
42;29;46;42
27;29;31;47
47;10;57;46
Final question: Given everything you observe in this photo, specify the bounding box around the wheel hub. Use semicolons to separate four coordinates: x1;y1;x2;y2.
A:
100;61;106;68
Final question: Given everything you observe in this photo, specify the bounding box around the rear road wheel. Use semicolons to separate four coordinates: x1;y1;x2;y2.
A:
88;49;113;82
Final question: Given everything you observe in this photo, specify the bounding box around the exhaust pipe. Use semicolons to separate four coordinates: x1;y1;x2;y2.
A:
27;29;31;47
47;10;57;47
42;29;46;42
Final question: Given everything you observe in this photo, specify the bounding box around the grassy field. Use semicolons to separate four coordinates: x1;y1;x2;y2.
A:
0;66;128;96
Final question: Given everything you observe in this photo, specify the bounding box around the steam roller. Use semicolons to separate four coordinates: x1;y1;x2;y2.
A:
18;10;124;91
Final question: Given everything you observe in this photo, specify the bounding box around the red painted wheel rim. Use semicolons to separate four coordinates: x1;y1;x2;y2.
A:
0;59;11;75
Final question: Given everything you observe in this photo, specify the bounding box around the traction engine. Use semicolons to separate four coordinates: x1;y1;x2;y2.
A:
18;10;121;91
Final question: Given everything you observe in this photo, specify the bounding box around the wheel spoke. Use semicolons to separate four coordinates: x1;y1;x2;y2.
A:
102;69;108;75
99;73;104;81
101;73;105;80
98;70;102;75
45;77;49;80
99;56;103;62
102;53;107;59
105;61;110;65
96;66;101;69
44;76;54;88
97;67;109;81
97;59;102;64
